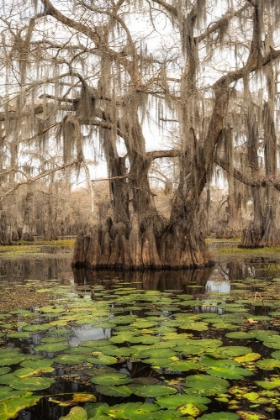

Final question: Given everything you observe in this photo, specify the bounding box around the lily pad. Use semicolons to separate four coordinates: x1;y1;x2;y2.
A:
60;406;88;419
236;411;268;419
185;374;229;396
96;384;132;398
0;355;26;367
0;387;26;402
34;342;69;353
54;354;86;365
0;373;17;385
86;353;118;365
256;377;280;390
256;358;280;370
0;393;42;420
90;373;131;386
0;367;10;376
128;384;177;398
10;376;55;391
156;394;210;411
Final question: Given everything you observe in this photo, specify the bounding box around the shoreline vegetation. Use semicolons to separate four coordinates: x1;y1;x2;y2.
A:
0;238;279;262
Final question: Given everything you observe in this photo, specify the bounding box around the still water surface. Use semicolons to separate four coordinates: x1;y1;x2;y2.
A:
0;251;280;419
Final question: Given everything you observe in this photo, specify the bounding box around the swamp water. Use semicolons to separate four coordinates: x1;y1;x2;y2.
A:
0;251;280;419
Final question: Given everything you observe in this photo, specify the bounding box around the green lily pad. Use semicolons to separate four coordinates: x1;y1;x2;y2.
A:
40;336;67;343
256;377;280;390
106;402;161;420
216;346;252;358
271;350;280;360
0;386;26;402
0;367;10;376
109;332;139;344
0;355;26;367
180;321;209;331
86;353;118;365
54;354;86;365
101;346;132;357
90;373;131;386
225;331;256;339
185;374;229;396
96;384;132;398
167;360;204;372
60;406;88;419
128;335;161;345
24;324;51;331
14;365;55;378
200;355;253;380
133;347;176;360
0;393;42;420
10;376;55;391
128;384;177;398
0;373;17;385
21;359;54;369
7;331;31;339
156;394;210;411
256;358;280;370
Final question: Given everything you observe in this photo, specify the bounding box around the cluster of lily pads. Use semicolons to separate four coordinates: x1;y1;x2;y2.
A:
0;276;280;419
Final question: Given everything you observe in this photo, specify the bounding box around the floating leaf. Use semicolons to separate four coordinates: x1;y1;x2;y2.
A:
60;406;88;420
0;368;10;376
50;393;96;406
156;394;210;411
96;384;132;398
236;410;268;419
54;354;86;365
105;402;160;420
0;393;42;420
256;359;280;370
167;360;204;372
14;366;55;378
86;353;117;365
185;374;229;396
109;332;139;344
271;350;280;360
0;355;26;367
10;376;55;391
128;384;177;398
34;342;69;353
235;353;261;363
177;403;201;417
0;387;26;402
216;346;252;358
20;359;54;369
7;331;31;339
90;373;131;386
256;377;280;390
0;373;17;385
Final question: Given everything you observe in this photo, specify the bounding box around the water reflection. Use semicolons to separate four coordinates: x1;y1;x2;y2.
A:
0;257;71;283
70;326;111;347
0;254;279;294
72;267;213;293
